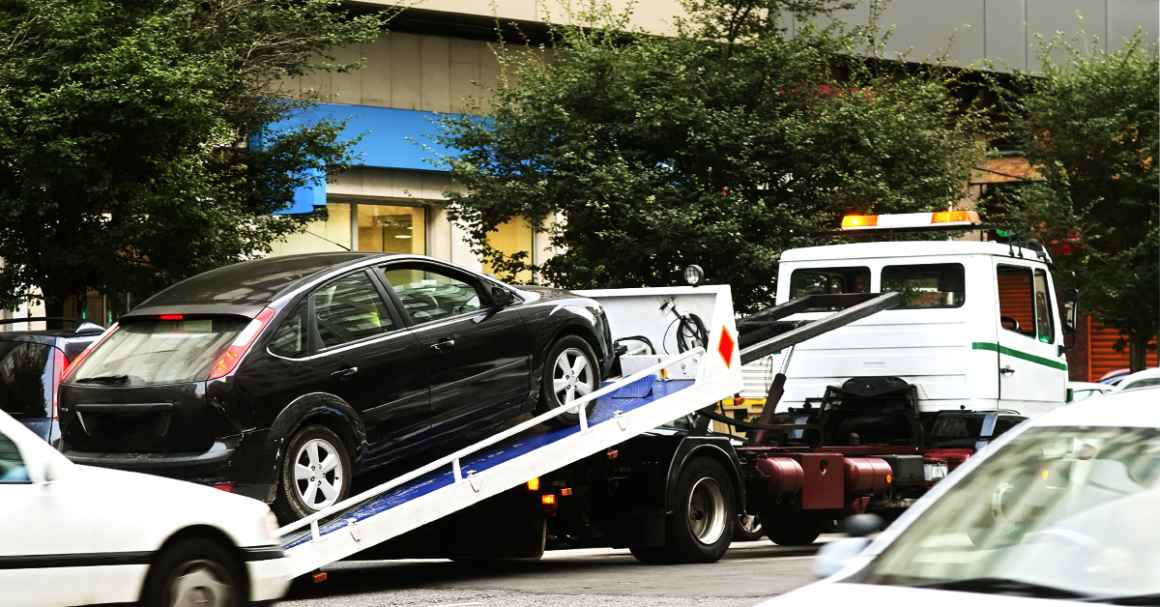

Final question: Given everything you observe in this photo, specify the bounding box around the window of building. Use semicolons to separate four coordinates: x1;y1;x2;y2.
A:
356;204;426;255
996;265;1036;338
881;264;965;309
311;272;395;348
484;216;534;283
382;265;484;324
1033;269;1054;344
789;267;870;299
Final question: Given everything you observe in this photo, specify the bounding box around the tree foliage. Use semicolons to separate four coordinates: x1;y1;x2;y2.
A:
0;0;386;313
440;0;983;311
980;32;1158;369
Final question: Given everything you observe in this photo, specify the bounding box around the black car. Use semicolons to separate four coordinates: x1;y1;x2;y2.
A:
0;318;105;445
59;253;613;520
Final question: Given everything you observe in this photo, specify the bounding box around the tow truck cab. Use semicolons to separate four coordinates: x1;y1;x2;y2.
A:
734;213;1079;532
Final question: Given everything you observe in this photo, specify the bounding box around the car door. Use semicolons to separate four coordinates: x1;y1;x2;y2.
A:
378;261;534;436
302;269;431;454
993;262;1068;414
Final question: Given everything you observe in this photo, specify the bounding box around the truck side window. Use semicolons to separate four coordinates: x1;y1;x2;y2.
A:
996;265;1036;338
1033;269;1054;344
881;263;964;309
789;267;870;304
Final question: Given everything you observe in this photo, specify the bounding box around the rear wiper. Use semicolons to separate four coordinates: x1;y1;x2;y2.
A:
75;374;129;385
916;577;1086;599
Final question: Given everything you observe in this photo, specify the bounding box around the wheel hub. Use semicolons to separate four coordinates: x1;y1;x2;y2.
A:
170;561;231;607
687;477;727;545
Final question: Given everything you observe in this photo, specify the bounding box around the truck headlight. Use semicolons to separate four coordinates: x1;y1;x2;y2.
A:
684;264;704;286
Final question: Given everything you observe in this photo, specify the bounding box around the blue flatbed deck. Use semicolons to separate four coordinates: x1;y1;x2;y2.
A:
282;376;693;549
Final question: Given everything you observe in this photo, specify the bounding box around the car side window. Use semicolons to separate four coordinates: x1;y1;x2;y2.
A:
996;265;1036;338
311;271;396;349
382;265;484;324
0;432;30;484
1033;269;1054;344
268;304;308;357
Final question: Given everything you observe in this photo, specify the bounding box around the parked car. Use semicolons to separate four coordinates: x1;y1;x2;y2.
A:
1112;368;1160;393
1067;380;1113;403
0;318;105;445
1;409;289;606
59;253;613;521
756;387;1160;606
1098;368;1131;385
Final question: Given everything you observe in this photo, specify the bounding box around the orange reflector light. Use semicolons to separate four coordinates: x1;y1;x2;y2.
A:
526;477;540;492
560;487;573;497
607;449;619;460
885;473;893;486
931;210;981;225
841;214;878;229
312;571;328;584
541;494;557;506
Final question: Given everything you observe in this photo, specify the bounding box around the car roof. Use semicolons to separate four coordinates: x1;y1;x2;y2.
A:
1068;381;1111;390
126;252;385;319
1032;387;1160;428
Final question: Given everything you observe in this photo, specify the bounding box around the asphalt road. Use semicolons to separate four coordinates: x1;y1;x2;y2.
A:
282;539;826;607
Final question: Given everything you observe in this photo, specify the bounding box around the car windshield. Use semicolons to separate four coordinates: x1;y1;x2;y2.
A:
859;426;1160;600
71;317;247;386
0;341;53;419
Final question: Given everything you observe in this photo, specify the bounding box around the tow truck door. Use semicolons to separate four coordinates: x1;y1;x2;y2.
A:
992;261;1068;415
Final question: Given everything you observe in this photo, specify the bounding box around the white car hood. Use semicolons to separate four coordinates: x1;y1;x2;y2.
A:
754;581;1092;607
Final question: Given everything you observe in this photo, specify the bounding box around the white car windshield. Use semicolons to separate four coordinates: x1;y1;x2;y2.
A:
858;426;1160;602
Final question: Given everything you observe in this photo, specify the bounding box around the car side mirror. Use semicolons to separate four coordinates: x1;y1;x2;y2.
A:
1062;288;1079;335
812;514;883;578
491;286;515;309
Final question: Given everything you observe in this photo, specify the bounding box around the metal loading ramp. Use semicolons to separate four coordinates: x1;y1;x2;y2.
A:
277;285;743;578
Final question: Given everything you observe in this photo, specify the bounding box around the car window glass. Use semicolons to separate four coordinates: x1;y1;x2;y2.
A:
0;341;52;419
72;318;247;386
881;263;965;308
382;266;484;324
1124;378;1160;392
1033;269;1054;343
268;305;307;357
0;432;30;483
996;265;1036;338
311;272;395;349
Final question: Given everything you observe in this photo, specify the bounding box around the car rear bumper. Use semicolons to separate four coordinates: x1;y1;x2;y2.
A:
63;429;278;503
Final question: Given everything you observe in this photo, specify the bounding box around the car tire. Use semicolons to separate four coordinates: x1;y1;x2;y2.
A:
274;424;353;522
665;457;737;563
628;544;673;564
141;538;244;607
765;519;822;546
540;335;600;429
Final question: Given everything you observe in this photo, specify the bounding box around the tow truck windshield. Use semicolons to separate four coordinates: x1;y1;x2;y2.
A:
858;425;1160;602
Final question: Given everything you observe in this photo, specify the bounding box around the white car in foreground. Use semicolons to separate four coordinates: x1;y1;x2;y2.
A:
0;410;290;607
757;387;1160;606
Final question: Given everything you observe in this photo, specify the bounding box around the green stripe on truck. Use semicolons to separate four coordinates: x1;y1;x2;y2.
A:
972;341;1068;371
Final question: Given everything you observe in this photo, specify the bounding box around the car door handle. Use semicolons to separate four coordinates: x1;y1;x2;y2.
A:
331;366;359;379
1000;366;1015;375
431;338;456;353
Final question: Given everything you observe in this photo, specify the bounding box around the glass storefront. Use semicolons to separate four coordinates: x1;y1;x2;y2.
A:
484;216;534;283
355;203;426;255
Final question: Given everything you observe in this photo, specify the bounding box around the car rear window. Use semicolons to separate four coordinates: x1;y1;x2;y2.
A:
0;341;53;419
71;317;247;386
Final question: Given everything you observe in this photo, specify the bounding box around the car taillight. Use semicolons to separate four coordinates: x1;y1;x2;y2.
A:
207;308;276;380
61;322;119;384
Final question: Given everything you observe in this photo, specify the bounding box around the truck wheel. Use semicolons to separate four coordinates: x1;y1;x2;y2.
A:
668;457;737;563
540;335;600;429
765;520;822;546
141;538;243;607
628;544;673;564
274;424;352;522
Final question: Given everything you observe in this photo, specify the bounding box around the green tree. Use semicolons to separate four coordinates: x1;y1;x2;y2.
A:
980;32;1158;370
440;0;983;311
0;0;386;318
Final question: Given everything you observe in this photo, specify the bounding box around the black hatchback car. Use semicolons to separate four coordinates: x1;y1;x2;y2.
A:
59;253;612;520
0;318;105;446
